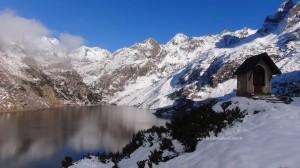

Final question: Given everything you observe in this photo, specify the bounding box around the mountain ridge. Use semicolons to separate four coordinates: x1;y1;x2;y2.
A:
0;0;300;112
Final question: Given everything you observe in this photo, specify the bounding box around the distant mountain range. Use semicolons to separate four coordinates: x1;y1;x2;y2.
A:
0;0;299;112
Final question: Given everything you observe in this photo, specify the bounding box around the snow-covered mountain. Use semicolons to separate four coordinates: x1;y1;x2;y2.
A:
75;0;299;109
0;0;300;112
70;27;258;105
70;46;111;62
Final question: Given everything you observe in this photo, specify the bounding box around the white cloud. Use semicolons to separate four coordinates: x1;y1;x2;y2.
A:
0;10;49;45
59;33;84;52
0;9;84;53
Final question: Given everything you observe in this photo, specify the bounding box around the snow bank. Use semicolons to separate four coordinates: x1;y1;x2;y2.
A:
159;97;300;168
71;156;113;168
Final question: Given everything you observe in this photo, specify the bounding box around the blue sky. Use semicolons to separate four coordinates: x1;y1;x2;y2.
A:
0;0;286;51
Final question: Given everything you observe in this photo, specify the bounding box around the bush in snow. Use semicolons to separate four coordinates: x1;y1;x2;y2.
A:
167;103;246;152
61;156;73;168
137;160;147;168
159;138;174;152
96;126;168;166
148;149;163;165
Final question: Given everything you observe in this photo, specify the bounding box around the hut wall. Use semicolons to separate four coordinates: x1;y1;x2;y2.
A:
237;72;250;96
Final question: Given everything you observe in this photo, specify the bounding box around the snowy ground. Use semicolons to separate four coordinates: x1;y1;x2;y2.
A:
159;97;300;168
70;157;113;168
71;97;300;168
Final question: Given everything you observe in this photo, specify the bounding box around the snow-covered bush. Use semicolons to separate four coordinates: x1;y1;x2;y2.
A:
167;103;246;152
62;156;73;168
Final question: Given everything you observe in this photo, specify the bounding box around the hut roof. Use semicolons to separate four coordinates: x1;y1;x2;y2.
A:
234;53;282;75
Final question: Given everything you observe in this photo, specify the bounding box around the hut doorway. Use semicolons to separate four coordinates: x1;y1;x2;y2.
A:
253;65;265;93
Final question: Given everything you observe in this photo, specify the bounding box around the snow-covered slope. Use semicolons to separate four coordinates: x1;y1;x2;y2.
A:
157;97;300;168
70;46;111;62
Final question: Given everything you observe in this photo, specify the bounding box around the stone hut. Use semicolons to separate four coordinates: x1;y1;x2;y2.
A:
234;53;281;96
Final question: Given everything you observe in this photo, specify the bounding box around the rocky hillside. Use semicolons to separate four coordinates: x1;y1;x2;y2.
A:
0;37;100;112
0;0;299;112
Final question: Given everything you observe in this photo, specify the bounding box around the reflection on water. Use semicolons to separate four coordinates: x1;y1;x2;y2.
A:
0;105;166;168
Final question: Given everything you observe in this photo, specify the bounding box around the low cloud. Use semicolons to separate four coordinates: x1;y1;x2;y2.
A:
0;10;49;46
59;33;84;52
0;9;84;53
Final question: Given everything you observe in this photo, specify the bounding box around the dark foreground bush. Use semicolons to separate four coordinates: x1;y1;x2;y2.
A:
96;126;168;166
61;156;73;168
167;104;246;152
137;160;147;168
148;149;163;165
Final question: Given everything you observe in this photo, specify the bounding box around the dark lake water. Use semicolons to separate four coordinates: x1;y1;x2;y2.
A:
0;105;166;168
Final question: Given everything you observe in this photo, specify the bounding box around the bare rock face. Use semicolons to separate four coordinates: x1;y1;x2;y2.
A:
287;2;300;28
0;68;52;112
0;65;101;112
0;45;101;112
90;38;162;99
259;0;295;34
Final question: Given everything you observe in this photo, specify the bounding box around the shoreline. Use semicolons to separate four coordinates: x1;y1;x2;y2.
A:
0;102;108;113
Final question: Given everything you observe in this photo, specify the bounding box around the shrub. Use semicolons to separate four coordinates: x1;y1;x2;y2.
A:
98;152;110;163
61;156;73;168
168;104;245;152
112;164;119;168
84;153;92;159
147;134;154;146
159;138;173;151
121;131;145;159
137;160;147;168
221;101;232;111
96;126;168;165
148;149;163;165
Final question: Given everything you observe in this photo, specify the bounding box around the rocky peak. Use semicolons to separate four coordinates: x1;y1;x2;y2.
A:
220;28;255;38
259;0;295;34
287;1;300;28
70;45;111;62
215;28;256;48
170;33;189;45
278;0;295;12
143;38;159;46
234;27;257;38
131;37;160;52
